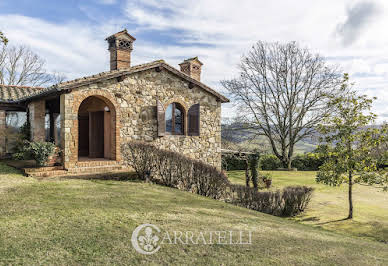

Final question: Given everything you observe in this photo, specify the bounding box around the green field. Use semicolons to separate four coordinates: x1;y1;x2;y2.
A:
0;163;387;265
228;170;388;243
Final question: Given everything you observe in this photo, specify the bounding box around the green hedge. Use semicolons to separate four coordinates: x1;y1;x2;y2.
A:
291;153;324;171
221;154;246;170
258;153;324;171
259;154;282;170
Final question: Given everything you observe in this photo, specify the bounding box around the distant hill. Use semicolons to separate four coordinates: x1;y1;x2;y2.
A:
221;122;318;154
222;122;386;154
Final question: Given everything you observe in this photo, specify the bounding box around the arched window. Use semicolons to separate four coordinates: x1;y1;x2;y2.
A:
165;102;184;135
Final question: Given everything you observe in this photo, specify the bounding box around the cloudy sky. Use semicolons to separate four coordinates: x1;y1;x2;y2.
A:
0;0;386;121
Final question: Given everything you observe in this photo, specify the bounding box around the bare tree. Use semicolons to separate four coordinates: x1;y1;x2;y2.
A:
222;41;343;169
0;45;63;86
0;31;8;45
50;71;67;85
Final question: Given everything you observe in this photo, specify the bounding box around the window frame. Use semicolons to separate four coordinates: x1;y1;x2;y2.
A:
165;102;185;135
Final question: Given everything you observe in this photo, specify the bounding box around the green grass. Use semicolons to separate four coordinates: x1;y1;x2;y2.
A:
0;163;387;265
228;170;388;243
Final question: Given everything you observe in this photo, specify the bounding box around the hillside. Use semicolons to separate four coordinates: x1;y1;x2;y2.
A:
222;123;318;154
0;163;387;265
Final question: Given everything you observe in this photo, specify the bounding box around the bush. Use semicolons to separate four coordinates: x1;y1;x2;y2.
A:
259;154;282;170
249;153;259;188
261;173;273;188
221;154;246;170
13;141;56;166
121;142;314;217
227;184;313;217
291;153;324;171
281;186;314;216
121;142;230;200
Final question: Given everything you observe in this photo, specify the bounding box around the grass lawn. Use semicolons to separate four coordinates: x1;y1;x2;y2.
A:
0;163;387;265
228;170;388;243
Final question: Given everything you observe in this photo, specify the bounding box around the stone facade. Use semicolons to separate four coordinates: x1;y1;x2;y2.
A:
60;68;222;169
29;100;46;142
0;110;5;158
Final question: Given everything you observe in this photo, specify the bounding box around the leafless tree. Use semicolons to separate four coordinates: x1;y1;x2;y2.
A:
50;71;67;85
222;41;343;169
0;45;64;86
0;31;8;45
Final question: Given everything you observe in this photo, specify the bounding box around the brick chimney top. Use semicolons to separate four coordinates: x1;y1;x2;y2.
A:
106;29;136;71
179;57;203;81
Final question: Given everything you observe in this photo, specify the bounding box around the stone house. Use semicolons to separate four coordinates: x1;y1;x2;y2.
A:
0;30;229;173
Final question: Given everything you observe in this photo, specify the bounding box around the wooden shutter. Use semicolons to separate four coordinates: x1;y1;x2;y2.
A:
188;103;200;136
157;99;166;136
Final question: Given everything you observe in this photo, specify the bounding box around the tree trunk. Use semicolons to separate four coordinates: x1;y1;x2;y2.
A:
287;159;292;170
347;171;353;219
282;159;291;170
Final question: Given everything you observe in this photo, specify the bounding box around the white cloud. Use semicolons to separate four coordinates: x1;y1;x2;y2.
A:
1;0;387;122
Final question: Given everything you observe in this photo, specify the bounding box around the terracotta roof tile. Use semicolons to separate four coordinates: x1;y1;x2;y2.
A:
0;60;229;103
0;85;44;101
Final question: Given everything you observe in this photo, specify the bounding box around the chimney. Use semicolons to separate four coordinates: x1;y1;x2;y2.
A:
105;29;136;71
179;57;203;81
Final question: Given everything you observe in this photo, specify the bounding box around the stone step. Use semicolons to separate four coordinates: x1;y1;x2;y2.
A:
76;160;118;168
67;165;123;174
24;163;127;178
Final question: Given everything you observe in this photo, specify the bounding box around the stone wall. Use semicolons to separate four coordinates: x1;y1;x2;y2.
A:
61;68;222;169
0;110;5;158
29;100;46;142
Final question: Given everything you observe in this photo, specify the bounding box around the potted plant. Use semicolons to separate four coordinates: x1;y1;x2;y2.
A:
261;173;273;189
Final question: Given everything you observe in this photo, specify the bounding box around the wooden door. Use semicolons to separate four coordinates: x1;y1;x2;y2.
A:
89;111;104;158
104;111;111;159
78;114;89;157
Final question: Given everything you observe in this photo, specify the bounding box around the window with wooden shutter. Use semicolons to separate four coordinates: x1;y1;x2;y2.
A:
157;99;166;136
165;102;185;135
188;103;200;136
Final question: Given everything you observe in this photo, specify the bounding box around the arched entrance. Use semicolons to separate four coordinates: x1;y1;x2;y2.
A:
78;96;116;160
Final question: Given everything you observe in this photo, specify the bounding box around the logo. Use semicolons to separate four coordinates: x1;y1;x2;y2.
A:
131;223;252;255
131;224;161;255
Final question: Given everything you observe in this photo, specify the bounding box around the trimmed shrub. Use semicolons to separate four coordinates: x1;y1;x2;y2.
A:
121;142;230;200
259;154;282;170
281;186;314;216
227;184;313;217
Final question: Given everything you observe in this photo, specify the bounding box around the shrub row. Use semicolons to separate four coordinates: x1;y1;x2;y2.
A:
226;185;314;216
259;153;324;171
121;142;314;217
291;153;324;171
121;142;230;199
259;154;282;170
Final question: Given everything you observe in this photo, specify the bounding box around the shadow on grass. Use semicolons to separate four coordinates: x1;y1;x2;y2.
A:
59;171;139;182
316;217;350;225
299;216;320;222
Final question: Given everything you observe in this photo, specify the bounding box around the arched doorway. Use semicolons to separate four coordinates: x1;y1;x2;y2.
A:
78;96;116;160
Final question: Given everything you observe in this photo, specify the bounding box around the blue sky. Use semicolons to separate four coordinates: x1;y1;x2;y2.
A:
0;0;387;121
